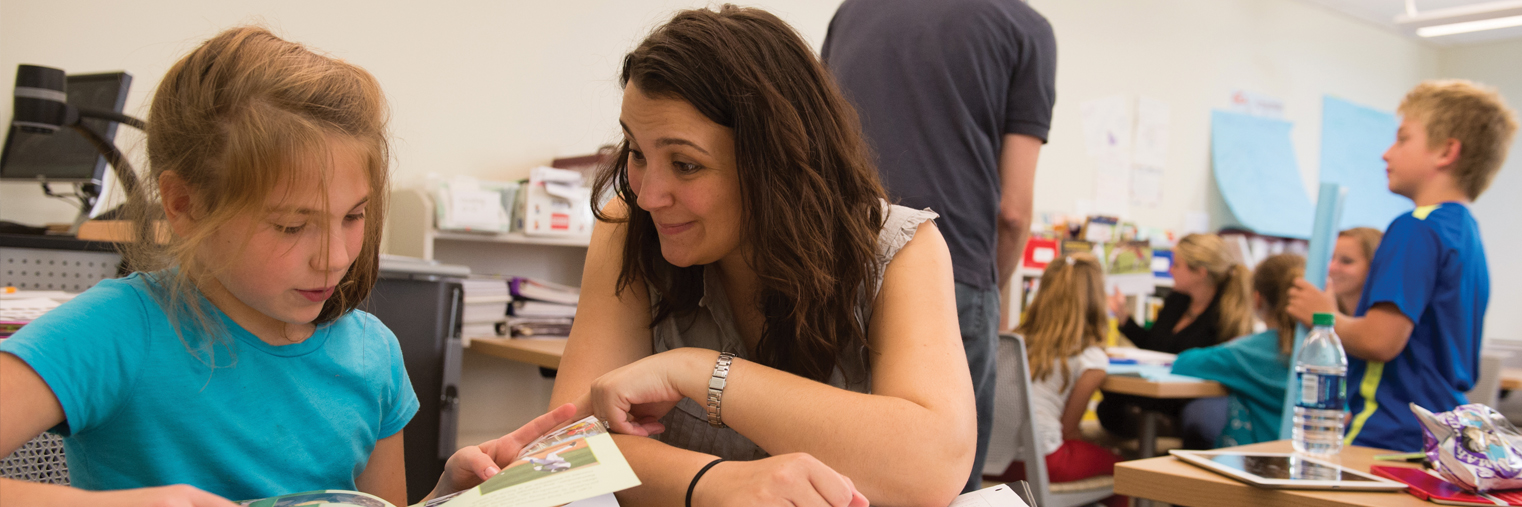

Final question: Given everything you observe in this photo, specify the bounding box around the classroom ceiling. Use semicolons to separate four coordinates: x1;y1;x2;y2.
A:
1302;0;1522;46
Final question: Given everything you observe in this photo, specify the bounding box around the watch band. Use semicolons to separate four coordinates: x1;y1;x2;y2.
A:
705;352;735;428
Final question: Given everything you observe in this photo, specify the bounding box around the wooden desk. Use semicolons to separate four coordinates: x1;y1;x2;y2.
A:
468;337;566;370
1503;368;1522;391
1100;374;1228;459
1101;375;1228;398
75;220;170;243
1116;440;1425;507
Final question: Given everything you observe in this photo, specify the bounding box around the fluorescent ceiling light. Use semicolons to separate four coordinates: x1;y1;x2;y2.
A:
1417;13;1522;37
1396;0;1522;38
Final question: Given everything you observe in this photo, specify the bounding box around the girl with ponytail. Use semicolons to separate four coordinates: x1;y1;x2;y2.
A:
1172;253;1305;447
985;253;1126;507
1097;233;1254;448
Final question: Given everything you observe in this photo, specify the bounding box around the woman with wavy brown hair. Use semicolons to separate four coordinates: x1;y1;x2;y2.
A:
549;5;974;507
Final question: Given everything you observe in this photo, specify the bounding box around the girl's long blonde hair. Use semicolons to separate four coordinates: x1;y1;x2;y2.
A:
1173;234;1254;343
120;26;390;364
1253;253;1305;356
1019;253;1108;389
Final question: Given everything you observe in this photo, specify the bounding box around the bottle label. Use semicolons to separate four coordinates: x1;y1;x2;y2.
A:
1298;371;1346;410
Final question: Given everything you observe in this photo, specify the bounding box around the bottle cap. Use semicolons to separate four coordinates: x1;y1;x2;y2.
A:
1314;313;1335;326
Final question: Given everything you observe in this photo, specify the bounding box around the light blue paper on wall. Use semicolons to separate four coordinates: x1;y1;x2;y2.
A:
1319;96;1413;230
1211;110;1316;239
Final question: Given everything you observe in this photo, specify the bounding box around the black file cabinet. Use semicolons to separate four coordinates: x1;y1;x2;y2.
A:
364;261;468;504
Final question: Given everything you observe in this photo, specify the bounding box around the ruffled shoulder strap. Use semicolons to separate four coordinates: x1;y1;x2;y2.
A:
866;200;939;303
875;200;939;266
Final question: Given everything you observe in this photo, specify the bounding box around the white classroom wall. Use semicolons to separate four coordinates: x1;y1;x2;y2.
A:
0;0;844;224
1028;0;1439;231
2;0;1519;436
1440;38;1522;342
0;0;1447;234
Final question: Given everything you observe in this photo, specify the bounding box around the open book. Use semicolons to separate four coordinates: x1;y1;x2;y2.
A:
238;417;639;507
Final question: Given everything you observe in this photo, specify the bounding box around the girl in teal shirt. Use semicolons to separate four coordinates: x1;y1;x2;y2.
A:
0;26;575;506
1172;253;1304;447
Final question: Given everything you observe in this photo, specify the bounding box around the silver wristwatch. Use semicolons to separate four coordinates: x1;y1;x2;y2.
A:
705;352;735;428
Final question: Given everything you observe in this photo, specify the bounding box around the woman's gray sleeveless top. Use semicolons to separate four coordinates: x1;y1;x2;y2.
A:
648;202;938;460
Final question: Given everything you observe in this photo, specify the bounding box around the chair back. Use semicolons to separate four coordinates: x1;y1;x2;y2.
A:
986;333;1052;498
1468;350;1511;408
986;333;1114;507
0;433;70;485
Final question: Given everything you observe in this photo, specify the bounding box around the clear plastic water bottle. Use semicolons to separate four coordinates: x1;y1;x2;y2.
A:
1293;312;1349;456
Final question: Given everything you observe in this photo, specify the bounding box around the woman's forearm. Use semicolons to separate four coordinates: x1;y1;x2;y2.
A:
0;479;89;506
609;435;719;507
670;348;972;507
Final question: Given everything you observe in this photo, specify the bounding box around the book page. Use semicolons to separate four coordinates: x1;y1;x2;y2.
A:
430;417;640;507
947;484;1031;507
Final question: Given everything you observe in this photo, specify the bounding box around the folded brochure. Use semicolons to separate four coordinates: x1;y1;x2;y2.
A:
239;416;639;507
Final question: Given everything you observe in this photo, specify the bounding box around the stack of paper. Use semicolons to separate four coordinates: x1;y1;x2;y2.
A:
506;277;581;338
461;277;511;338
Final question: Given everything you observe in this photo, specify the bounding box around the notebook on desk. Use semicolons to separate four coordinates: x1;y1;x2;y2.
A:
1106;346;1177;365
1;291;79;334
1107;363;1208;383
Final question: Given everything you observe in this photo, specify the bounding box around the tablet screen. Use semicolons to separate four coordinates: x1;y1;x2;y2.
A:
1205;454;1380;482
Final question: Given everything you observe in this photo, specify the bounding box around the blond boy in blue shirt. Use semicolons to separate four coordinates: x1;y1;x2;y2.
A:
1288;80;1518;452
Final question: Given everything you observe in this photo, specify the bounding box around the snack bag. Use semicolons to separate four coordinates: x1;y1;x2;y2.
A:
1414;402;1522;492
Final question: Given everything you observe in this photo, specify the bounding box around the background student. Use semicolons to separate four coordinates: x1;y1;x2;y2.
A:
1172;253;1305;447
821;0;1057;491
0;27;575;506
1289;80;1518;452
1329;227;1383;315
1098;233;1254;448
984;253;1124;507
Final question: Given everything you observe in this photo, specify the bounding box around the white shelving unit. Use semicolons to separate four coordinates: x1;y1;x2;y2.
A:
431;230;593;247
384;188;590;283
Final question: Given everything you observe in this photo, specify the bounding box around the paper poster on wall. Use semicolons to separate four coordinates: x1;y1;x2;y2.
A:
1319;95;1412;230
1080;95;1132;162
1094;157;1131;217
1132;96;1171;169
1081;95;1133;216
1131;165;1163;208
1210;110;1315;239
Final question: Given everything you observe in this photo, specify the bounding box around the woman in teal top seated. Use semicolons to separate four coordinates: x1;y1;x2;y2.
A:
1172;253;1304;447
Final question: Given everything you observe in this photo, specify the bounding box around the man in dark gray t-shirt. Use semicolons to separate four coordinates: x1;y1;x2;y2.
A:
824;0;1056;492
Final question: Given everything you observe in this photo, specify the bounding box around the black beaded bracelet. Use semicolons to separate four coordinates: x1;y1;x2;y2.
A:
686;458;726;507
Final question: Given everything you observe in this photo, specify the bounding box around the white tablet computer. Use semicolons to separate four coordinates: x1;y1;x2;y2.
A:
1170;450;1408;491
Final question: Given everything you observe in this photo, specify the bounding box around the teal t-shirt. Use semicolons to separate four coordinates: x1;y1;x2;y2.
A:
0;273;419;500
1172;330;1290;447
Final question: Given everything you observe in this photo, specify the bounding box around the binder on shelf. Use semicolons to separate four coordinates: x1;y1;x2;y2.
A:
509;277;581;306
502;317;575;338
510;299;577;318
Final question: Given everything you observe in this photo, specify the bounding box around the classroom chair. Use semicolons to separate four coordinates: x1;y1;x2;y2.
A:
0;433;70;485
1466;350;1510;409
985;333;1115;507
